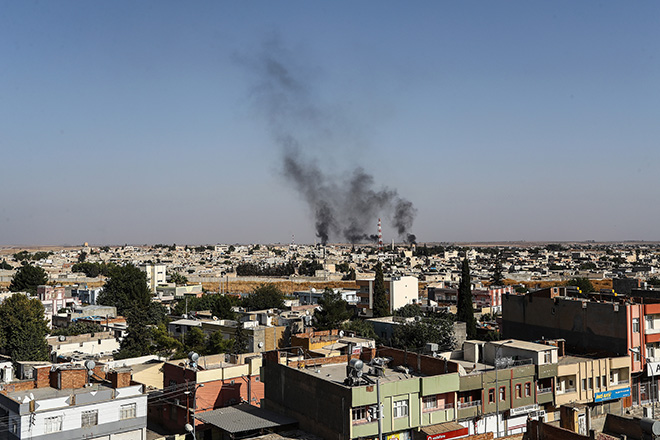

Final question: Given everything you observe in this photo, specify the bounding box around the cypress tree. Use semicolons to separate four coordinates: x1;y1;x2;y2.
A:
373;262;389;317
457;258;477;339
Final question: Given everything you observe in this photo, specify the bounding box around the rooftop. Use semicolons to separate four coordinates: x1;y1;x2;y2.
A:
297;360;424;387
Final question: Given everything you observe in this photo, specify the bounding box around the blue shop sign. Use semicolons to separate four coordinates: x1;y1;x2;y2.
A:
594;387;631;403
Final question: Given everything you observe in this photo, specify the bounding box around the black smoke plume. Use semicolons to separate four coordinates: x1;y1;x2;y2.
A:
240;40;416;244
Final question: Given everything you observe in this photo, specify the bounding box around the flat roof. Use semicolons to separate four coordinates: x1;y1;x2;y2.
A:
7;382;115;402
196;403;297;434
298;361;423;386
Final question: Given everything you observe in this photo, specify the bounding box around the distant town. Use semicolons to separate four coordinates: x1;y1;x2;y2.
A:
0;241;659;440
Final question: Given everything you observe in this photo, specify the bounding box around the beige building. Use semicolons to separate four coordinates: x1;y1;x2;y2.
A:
356;275;419;316
555;355;630;406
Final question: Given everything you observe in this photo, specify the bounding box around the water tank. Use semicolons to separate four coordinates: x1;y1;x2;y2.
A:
640;417;660;436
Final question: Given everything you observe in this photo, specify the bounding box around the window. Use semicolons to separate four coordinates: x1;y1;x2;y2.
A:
647;315;654;330
499;386;506;401
633;348;641;363
515;384;522;399
543;351;552;364
602;375;606;387
588;378;593;390
633;318;640;333
352;407;367;422
120;403;137;420
488;388;495;404
582;379;587;390
569;379;574;388
81;410;98;427
525;382;531;397
423;395;438;410
595;376;600;389
45;416;62;433
393;400;409;418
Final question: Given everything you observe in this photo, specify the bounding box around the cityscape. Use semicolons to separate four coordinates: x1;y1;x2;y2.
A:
2;1;660;440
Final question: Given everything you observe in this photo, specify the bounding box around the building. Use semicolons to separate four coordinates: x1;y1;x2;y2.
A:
367;316;467;350
502;287;650;405
261;346;461;440
150;353;263;436
428;286;514;314
293;288;358;306
46;331;121;363
0;364;146;440
139;264;166;293
290;329;375;357
356;276;419;316
37;285;80;328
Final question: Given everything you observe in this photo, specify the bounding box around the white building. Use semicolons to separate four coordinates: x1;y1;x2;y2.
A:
356;275;419;315
139;264;166;292
0;366;147;440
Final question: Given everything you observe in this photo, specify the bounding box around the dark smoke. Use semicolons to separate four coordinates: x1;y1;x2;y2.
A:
241;39;416;244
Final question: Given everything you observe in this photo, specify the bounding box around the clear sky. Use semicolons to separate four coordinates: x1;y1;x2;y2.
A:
2;1;659;245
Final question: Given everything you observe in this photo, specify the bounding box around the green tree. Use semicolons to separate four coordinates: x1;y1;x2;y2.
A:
151;324;183;358
0;260;12;270
241;284;285;311
169;272;188;286
394;303;422;318
184;327;206;355
114;322;151;360
51;322;102;337
391;314;456;352
0;294;50;361
490;259;505;287
313;289;351;330
457;258;477;339
233;322;249;354
78;251;87;263
9;264;48;294
97;264;152;318
206;330;233;355
341;320;377;340
373;262;389;317
565;277;595;294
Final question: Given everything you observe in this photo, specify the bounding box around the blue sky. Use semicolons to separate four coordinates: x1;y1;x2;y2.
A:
1;1;659;245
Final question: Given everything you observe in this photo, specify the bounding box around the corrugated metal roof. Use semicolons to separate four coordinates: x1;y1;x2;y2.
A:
196;404;297;434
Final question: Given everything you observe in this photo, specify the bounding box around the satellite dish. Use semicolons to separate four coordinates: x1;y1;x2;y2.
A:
184;424;193;433
310;288;316;293
85;360;96;370
58;335;66;342
339;330;345;338
258;342;264;348
188;352;200;363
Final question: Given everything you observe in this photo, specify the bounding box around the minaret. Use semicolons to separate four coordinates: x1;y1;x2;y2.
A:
378;218;383;251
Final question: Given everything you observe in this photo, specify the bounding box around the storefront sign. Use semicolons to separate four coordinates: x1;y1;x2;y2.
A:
594;387;631;403
647;362;660;377
509;403;539;417
426;427;469;440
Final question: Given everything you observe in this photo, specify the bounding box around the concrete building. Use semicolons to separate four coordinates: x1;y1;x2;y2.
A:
139;264;166;293
261;346;462;440
293;288;358;306
0;364;146;440
428;286;514;314
46;332;121;363
151;353;263;436
356;276;419;316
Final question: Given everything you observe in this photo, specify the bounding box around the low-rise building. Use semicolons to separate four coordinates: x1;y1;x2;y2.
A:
356;276;419;316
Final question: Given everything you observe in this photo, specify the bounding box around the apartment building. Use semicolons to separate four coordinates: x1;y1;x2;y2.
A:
139;264;166;293
0;365;146;440
261;346;461;440
356;276;419;316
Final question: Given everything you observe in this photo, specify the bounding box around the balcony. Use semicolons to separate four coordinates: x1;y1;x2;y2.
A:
537;387;552;394
556;387;577;395
537;387;554;404
457;400;481;420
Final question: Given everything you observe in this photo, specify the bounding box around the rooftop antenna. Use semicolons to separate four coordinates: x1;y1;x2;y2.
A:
378;219;383;251
84;360;96;385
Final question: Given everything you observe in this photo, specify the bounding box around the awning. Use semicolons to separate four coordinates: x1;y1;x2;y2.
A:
196;404;298;435
416;421;468;440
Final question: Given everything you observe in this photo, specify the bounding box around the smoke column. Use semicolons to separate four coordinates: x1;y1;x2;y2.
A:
240;39;417;244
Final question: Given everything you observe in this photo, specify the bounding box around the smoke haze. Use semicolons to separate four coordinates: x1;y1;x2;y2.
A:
241;40;417;244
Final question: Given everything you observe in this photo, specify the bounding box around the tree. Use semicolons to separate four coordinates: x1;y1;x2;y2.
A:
373;262;389;317
0;294;50;361
457;258;477;339
313;289;351;330
97;264;152;318
233;322;249;354
206;331;233;355
77;251;87;263
565;277;594;294
391;314;456;352
394;303;422;318
184;327;206;355
169;272;188;286
341;319;377;340
0;260;12;270
151;324;183;358
9;264;48;294
114;322;151;360
241;284;285;311
51;322;102;337
490;259;505;287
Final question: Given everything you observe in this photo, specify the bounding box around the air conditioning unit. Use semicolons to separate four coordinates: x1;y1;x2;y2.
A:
582;302;587;309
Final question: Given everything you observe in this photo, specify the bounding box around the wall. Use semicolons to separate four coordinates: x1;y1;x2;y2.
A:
502;295;628;356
